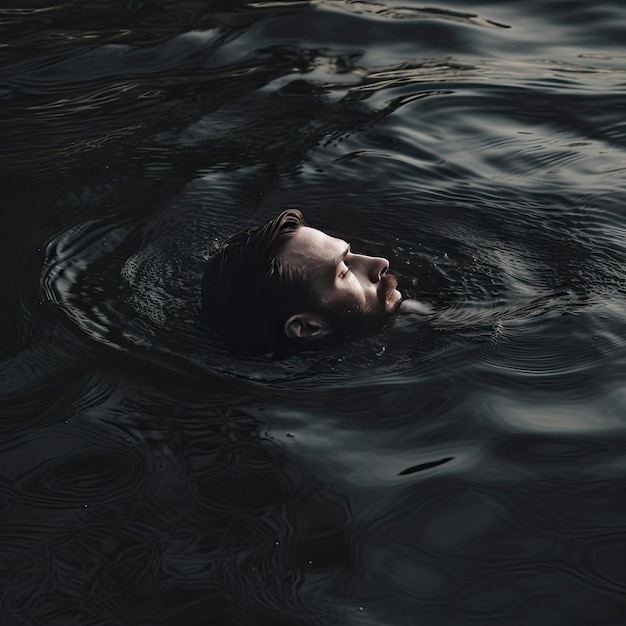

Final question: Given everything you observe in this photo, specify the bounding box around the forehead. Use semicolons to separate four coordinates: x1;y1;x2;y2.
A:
279;226;345;270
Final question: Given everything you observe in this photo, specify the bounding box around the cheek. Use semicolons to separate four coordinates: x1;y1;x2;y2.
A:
331;277;366;308
348;276;374;307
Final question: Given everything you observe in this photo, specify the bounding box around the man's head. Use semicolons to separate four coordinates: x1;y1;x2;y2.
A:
201;209;402;352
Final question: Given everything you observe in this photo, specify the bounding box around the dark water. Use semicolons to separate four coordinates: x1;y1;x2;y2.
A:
2;1;626;624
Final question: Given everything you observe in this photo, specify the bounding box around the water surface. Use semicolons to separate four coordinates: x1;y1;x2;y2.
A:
2;1;626;624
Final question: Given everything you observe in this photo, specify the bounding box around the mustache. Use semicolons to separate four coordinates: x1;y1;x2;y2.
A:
377;272;398;305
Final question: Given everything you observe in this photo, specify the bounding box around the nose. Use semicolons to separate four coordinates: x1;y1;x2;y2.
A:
352;253;389;283
372;256;390;282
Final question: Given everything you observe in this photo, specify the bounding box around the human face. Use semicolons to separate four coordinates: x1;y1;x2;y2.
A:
279;226;402;316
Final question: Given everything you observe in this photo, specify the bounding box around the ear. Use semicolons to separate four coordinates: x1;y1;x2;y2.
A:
284;313;330;341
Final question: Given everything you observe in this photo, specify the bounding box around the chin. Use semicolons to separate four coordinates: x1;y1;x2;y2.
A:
385;289;403;313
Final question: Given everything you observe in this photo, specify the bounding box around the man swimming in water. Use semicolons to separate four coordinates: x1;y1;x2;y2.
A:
201;209;424;352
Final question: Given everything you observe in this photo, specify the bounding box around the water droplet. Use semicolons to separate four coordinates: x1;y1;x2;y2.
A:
357;606;364;612
286;432;295;438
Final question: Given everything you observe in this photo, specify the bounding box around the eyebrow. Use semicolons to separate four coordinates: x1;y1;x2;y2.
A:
336;243;350;266
328;243;350;281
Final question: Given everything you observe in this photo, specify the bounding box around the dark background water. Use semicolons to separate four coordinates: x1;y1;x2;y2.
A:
2;1;626;625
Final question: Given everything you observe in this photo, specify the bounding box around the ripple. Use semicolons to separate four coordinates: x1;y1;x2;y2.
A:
491;433;626;482
4;425;145;509
572;532;626;595
41;208;454;389
40;193;623;393
475;383;626;434
324;1;510;29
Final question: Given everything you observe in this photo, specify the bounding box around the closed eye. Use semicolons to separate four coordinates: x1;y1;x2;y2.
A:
337;244;351;279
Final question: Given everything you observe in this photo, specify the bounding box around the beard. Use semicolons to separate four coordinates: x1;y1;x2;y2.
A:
377;272;399;311
319;272;399;340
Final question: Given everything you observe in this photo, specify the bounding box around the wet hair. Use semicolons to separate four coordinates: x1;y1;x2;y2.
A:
201;209;323;352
